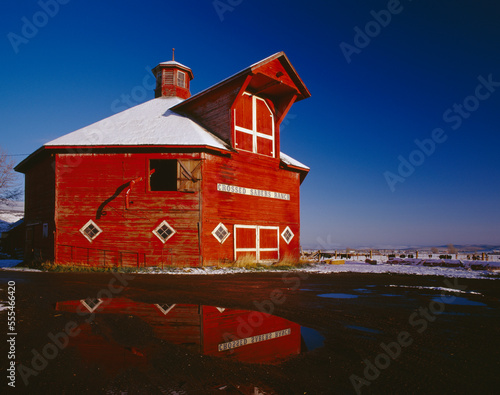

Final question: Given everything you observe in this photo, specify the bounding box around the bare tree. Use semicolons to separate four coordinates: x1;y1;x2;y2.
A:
0;148;22;205
431;247;439;254
447;244;458;254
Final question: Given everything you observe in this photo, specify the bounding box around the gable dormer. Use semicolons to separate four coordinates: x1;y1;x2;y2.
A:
171;52;310;156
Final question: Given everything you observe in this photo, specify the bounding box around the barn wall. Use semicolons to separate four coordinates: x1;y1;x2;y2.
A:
55;152;202;267
201;151;302;265
24;155;56;261
175;76;246;143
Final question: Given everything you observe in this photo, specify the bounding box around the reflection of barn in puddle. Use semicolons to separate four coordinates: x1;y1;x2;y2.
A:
55;298;318;367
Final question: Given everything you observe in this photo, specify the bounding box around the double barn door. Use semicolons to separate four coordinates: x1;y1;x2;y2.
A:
234;225;279;263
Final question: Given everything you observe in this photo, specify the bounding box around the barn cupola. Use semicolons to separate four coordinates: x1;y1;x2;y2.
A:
152;49;193;99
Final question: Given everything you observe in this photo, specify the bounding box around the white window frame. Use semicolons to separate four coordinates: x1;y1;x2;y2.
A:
152;220;176;243
234;225;279;263
177;70;186;88
234;92;275;157
212;222;230;244
281;226;294;244
79;219;103;243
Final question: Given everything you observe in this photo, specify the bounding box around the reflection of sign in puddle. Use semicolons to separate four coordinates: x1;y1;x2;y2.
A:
218;328;292;351
55;298;323;367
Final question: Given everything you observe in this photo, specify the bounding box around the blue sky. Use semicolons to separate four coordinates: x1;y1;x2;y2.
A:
1;0;499;248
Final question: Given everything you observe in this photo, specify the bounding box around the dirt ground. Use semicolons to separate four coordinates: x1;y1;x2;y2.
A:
1;270;499;395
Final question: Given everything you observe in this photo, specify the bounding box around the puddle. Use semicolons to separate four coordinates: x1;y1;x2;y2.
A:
441;311;470;316
432;296;487;307
353;288;372;293
301;326;325;351
345;325;382;334
318;293;358;299
55;298;323;368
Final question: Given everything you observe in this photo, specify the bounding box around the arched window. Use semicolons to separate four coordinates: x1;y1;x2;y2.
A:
233;93;275;157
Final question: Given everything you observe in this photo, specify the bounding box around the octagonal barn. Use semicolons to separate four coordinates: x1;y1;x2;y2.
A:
15;52;310;267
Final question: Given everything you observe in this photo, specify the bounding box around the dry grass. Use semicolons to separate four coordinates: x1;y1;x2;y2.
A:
272;254;311;269
234;254;260;268
22;260;139;273
22;254;311;272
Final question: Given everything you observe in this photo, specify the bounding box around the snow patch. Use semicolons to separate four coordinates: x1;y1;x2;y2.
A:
127;262;499;279
386;285;482;295
0;262;498;279
45;97;229;149
302;262;498;280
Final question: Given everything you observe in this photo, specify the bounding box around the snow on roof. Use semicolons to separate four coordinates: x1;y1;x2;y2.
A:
45;97;228;150
280;152;309;170
158;60;192;69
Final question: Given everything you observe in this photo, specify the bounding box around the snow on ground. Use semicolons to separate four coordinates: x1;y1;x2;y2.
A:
0;260;498;279
133;261;499;280
300;262;499;279
386;285;482;295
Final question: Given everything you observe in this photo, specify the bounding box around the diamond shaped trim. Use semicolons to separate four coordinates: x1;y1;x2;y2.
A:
281;226;294;244
153;220;176;243
79;220;103;242
212;222;230;244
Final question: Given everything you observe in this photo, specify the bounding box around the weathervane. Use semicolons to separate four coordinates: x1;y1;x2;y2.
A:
172;48;175;61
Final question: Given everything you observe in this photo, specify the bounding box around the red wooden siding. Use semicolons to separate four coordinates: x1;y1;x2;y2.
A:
55;152;202;267
201;151;302;265
50;149;302;267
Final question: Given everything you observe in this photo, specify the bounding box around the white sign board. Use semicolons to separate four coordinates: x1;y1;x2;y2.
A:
217;183;290;201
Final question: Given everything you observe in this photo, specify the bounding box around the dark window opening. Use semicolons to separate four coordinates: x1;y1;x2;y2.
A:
84;224;99;239
150;160;177;191
157;224;173;240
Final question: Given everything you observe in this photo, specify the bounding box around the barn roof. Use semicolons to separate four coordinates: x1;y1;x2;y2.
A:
280;152;309;170
16;53;310;174
45;97;228;149
173;51;310;113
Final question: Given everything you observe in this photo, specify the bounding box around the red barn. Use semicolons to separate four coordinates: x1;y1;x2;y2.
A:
15;52;310;267
55;299;302;365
